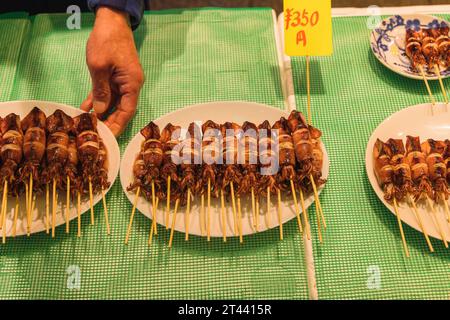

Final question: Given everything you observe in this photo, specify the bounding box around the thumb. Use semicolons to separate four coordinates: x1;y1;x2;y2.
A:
91;69;112;114
80;91;93;112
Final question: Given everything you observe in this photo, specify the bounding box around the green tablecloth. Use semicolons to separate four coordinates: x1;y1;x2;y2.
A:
0;8;449;300
0;12;29;101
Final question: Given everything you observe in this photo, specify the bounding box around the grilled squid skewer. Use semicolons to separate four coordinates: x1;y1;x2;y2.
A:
421;139;450;235
21;107;46;235
287;110;325;239
405;136;433;201
421;139;448;198
160;123;182;230
0;114;23;238
406;136;447;248
66;135;81;237
385;138;433;252
405;29;436;105
434;25;450;68
237;121;259;240
201;120;221;240
126;121;163;244
141;122;164;241
421;29;440;69
74;113;99;226
272;118;303;235
373;139;409;257
257;120;277;231
45;110;73;235
428;26;450;102
373;139;395;201
220;122;241;237
405;29;427;69
180;122;202;241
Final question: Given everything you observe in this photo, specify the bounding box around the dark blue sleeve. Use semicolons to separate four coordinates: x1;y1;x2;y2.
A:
88;0;145;30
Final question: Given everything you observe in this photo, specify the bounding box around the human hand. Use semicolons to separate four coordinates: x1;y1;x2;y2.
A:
81;6;144;136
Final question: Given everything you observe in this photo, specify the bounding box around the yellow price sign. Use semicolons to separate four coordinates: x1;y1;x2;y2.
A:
283;0;333;56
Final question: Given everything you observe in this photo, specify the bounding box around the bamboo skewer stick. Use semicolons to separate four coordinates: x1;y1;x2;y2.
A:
426;195;448;248
230;181;238;235
165;176;171;229
434;65;448;104
0;185;3;232
306;56;312;125
151;180;157;235
51;178;56;238
77;191;81;237
45;184;50;234
207;178;211;241
251;187;256;230
125;186;140;244
13;195;19;237
102;188;110;235
66;176;70;233
314;195;323;243
418;65;436;106
27;174;33;236
393;198;410;257
24;183;29;231
200;193;205;236
277;189;283;240
148;197;159;246
310;174;326;229
2;199;7;244
31;195;36;217
88;177;94;225
407;194;433;252
266;186;271;229
237;197;243;243
310;189;324;241
27;194;36;239
149;180;158;245
255;196;260;232
299;189;311;240
168;199;180;248
185;188;191;241
2;206;5;244
1;180;7;228
1;180;8;243
221;189;226;242
290;179;303;233
440;193;450;223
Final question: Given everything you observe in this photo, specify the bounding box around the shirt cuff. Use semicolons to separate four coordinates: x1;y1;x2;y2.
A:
88;0;145;30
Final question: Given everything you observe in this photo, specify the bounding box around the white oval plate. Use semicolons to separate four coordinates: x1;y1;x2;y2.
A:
366;102;450;241
370;14;450;80
0;100;120;237
121;101;329;237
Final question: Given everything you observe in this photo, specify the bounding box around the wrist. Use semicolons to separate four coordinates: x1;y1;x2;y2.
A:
96;6;131;28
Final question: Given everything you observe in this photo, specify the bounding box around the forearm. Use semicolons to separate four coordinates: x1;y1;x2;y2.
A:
94;6;131;30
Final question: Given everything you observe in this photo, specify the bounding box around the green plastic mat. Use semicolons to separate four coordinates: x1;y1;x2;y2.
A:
1;8;309;299
0;12;29;101
291;15;450;299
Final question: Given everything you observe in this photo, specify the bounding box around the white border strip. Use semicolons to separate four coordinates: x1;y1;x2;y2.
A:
272;9;318;301
333;5;450;17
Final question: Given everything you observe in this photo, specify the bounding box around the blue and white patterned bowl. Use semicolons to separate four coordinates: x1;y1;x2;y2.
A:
370;14;450;80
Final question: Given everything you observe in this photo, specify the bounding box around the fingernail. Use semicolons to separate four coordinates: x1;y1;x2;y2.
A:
93;100;107;113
